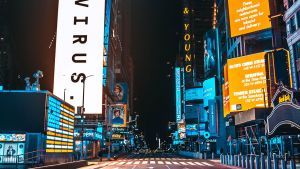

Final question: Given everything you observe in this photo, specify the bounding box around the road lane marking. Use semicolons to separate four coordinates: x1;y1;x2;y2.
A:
158;161;164;164
187;162;196;165
165;161;171;164
142;161;148;164
195;162;204;166
126;161;133;165
179;162;188;165
134;161;140;164
202;162;213;166
172;162;180;165
118;162;126;165
150;161;155;164
109;162;119;165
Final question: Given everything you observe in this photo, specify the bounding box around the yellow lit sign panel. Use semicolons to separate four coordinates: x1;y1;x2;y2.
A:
227;52;268;112
227;0;271;37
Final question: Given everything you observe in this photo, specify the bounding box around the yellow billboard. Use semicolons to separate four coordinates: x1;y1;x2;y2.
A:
223;64;230;117
227;52;268;112
227;0;271;37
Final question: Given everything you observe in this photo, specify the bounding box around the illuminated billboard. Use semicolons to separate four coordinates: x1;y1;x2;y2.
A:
203;77;216;107
113;83;128;103
112;104;127;128
204;30;217;78
185;88;203;101
103;0;112;86
223;64;230;117
227;0;271;37
175;67;182;122
227;52;268;112
53;0;105;114
46;96;75;153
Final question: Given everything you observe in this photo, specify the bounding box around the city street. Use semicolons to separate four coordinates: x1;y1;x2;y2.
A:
80;153;239;169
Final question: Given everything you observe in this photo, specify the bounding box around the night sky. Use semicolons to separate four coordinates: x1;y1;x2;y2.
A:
131;0;181;148
6;0;181;149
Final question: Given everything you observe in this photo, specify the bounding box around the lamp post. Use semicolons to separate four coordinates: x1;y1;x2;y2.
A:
81;75;94;160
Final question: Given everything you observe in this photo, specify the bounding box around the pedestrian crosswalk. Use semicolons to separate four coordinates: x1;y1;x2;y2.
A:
89;160;216;167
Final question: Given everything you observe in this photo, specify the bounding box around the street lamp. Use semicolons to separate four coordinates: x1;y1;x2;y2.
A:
81;74;94;160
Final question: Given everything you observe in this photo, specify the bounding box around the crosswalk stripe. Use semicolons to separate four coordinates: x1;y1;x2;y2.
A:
126;161;133;165
172;162;180;165
165;161;171;165
179;162;187;165
142;161;148;164
108;162;119;165
134;161;140;164
202;162;214;166
150;161;155;164
187;162;196;165
150;158;154;160
195;162;204;166
158;161;164;164
118;162;126;165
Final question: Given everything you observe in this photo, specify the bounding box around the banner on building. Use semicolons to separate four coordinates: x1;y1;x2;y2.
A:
112;104;127;128
113;83;128;103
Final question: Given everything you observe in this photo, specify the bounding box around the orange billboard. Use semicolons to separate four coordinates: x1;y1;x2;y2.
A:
223;64;230;117
227;52;268;112
227;0;271;37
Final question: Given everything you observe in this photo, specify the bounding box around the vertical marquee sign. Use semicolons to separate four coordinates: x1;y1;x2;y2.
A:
182;0;194;86
54;0;105;114
175;67;182;122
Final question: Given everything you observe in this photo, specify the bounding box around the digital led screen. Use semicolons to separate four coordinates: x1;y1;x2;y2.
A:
103;0;112;86
227;0;271;37
175;67;182;122
0;134;26;142
46;96;75;153
203;77;216;107
54;0;105;114
204;29;217;78
112;104;127;128
185;88;203;101
113;83;128;103
227;52;268;112
0;142;25;163
186;124;198;136
223;64;230;117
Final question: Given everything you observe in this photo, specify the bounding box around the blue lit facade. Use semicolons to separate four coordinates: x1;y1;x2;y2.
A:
175;67;182;122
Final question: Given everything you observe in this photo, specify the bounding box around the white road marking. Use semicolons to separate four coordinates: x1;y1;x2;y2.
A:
132;165;137;169
202;162;214;166
195;162;204;166
172;162;180;165
165;161;172;165
158;161;164;164
126;161;133;165
187;162;196;165
165;165;171;169
150;161;155;164
179;162;188;165
142;161;148;164
109;162;119;165
134;161;140;164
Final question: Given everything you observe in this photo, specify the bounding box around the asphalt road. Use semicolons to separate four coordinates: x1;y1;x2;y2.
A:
80;152;240;169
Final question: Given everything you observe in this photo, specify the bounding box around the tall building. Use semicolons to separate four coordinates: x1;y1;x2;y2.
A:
283;0;300;89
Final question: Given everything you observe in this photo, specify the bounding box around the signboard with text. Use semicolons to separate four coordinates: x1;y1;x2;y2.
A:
227;0;271;37
227;52;268;112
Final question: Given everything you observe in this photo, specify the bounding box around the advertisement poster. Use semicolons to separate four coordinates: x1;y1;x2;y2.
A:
227;0;271;37
113;83;128;103
204;30;217;78
112;104;127;128
203;77;216;107
227;52;268;112
175;67;182;122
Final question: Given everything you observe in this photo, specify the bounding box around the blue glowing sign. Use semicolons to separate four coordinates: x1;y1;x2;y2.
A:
185;88;203;101
186;124;198;136
103;0;112;86
175;67;182;122
208;100;218;136
203;77;216;107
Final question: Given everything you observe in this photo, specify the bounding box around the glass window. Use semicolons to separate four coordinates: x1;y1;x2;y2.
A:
291;16;296;33
297;10;300;29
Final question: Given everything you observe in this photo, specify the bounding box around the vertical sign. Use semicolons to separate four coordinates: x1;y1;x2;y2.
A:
175;67;181;122
103;0;112;86
54;0;105;114
183;0;193;86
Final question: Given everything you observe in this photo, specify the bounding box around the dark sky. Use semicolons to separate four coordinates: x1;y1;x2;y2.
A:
131;0;181;148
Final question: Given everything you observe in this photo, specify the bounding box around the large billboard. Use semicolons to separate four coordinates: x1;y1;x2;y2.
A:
175;67;182;122
54;0;105;114
227;52;268;112
203;77;216;107
112;104;127;128
204;30;217;78
46;96;75;153
113;83;128;103
185;88;203;101
227;0;271;37
223;64;230;117
103;0;112;86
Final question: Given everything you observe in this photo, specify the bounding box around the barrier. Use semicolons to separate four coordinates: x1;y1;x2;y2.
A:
273;154;278;169
255;155;260;169
250;155;254;169
241;155;245;168
261;154;265;169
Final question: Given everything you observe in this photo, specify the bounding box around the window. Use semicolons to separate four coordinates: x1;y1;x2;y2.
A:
297;10;300;30
291;16;296;33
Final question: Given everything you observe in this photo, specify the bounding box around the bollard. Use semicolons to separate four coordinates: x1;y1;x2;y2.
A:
250;155;254;169
212;152;214;159
273;154;278;169
281;156;287;169
220;154;223;164
255;155;260;169
241;155;245;168
246;155;249;169
204;152;207;160
267;155;271;169
231;155;234;165
200;152;203;159
225;155;228;165
233;155;236;166
238;154;241;167
290;158;296;169
261;153;265;169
